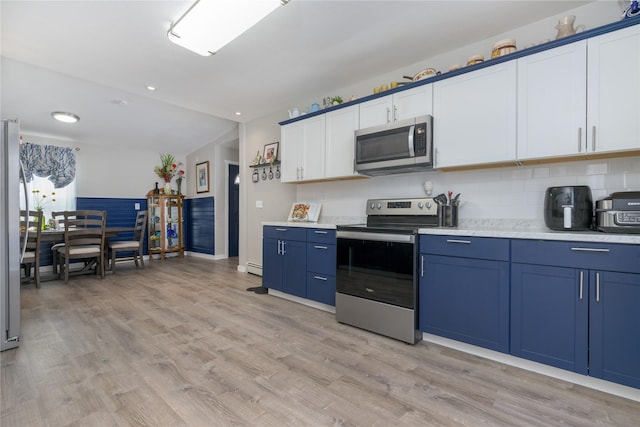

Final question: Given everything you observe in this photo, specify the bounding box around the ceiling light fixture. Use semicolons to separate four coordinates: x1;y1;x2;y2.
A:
51;111;80;123
146;85;157;91
168;0;290;56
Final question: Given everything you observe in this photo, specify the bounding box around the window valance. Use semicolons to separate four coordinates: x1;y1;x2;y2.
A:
20;142;76;188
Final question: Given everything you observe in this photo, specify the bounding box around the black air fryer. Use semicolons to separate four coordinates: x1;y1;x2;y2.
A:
544;186;593;231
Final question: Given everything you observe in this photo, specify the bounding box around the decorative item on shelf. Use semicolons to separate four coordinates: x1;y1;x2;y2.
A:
491;38;517;58
467;55;484;66
251;150;261;165
555;15;586;39
275;166;281;179
252;169;259;183
263;142;279;165
623;0;640;19
154;153;179;195
175;166;185;195
330;96;343;106
153;182;160;194
288;108;300;118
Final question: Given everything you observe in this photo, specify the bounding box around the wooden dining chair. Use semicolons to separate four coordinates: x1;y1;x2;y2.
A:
108;211;147;272
50;210;69;275
20;210;43;288
56;210;107;283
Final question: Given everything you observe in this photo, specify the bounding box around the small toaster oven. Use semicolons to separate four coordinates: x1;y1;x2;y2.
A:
596;191;640;233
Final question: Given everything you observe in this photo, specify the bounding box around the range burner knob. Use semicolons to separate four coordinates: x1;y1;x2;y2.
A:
370;202;376;210
417;202;424;209
426;202;431;209
376;203;382;210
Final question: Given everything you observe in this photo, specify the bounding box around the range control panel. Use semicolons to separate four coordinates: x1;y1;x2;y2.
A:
366;198;438;216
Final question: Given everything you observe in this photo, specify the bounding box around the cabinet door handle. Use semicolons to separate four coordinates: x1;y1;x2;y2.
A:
277;240;281;255
446;239;471;244
577;127;583;152
393;105;398;122
276;228;287;232
386;107;391;124
281;241;286;255
596;272;600;302
591;125;596;152
313;275;328;281
314;230;328;234
570;247;610;253
579;271;584;300
314;245;328;250
420;255;424;278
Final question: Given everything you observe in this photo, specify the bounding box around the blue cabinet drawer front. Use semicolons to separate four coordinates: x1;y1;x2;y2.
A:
420;235;510;261
264;226;307;241
306;243;336;275
307;228;336;244
512;239;640;273
306;272;336;305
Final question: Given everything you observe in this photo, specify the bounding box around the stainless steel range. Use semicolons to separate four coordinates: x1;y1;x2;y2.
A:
336;198;438;344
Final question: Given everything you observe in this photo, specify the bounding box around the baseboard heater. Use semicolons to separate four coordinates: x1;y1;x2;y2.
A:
246;262;262;277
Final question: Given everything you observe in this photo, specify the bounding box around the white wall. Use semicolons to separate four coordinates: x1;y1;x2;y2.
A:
21;133;176;199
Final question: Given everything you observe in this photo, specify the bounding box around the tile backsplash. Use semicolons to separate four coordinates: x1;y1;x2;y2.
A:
297;156;640;225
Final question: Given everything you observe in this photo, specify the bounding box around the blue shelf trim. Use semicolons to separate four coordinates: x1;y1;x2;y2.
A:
185;197;215;255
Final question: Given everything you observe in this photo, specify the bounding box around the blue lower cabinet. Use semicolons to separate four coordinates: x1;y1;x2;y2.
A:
263;226;336;305
419;253;510;353
306;272;336;305
511;263;588;374
589;270;640;389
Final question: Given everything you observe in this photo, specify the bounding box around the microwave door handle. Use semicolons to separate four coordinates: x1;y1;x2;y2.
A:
408;125;415;157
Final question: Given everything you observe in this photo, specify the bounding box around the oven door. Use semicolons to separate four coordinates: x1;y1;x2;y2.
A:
336;230;416;309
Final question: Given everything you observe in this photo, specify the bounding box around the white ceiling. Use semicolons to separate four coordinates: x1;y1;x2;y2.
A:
1;0;591;155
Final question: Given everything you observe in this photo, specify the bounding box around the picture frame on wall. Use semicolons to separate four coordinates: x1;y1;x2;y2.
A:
263;142;279;164
196;161;210;193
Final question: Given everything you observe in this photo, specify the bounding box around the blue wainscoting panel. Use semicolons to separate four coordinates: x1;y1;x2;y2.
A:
77;196;148;254
186;197;215;255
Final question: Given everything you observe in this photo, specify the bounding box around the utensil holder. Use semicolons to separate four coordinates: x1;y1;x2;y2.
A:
439;205;458;227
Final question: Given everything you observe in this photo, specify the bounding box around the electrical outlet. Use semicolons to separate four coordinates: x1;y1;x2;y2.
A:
134;203;141;210
256;200;263;208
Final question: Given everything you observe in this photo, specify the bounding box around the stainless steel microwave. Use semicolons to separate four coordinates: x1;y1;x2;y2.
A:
354;115;433;176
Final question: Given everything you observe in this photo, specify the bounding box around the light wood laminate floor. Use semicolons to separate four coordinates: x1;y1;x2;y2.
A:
2;257;639;426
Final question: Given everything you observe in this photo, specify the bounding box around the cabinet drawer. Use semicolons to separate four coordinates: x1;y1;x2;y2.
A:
306;228;336;244
306;272;336;306
420;235;510;261
512;239;640;273
306;242;336;275
263;226;307;241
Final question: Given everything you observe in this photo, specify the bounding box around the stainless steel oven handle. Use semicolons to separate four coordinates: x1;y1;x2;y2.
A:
337;230;415;243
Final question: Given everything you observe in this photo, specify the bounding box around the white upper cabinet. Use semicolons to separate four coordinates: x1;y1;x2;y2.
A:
517;41;588;160
587;24;640;154
325;105;360;179
359;84;432;129
433;61;517;168
281;114;326;183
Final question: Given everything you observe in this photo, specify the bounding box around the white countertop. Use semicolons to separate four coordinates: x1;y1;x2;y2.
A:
262;221;337;230
418;226;640;245
263;220;640;244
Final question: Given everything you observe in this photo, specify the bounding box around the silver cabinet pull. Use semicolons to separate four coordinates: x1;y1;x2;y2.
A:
578;127;583;152
446;239;471;244
275;228;287;232
393;105;398;122
386;107;391;124
281;241;286;255
591;125;596;152
314;245;328;250
277;240;282;255
579;271;584;300
420;255;424;278
314;230;328;234
313;275;328;281
570;247;610;253
596;272;600;302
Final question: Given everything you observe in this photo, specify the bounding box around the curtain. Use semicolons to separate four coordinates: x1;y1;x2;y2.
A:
20;142;76;188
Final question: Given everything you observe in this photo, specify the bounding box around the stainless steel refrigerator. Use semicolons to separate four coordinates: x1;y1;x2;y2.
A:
1;119;25;351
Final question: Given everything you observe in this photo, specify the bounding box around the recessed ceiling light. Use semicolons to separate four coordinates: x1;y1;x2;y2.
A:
235;111;242;116
51;111;80;123
146;85;157;91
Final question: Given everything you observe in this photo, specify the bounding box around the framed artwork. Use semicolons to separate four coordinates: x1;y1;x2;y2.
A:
263;142;279;164
288;202;322;222
196;161;210;193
